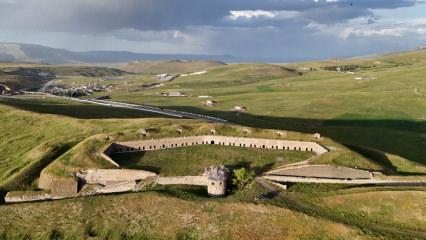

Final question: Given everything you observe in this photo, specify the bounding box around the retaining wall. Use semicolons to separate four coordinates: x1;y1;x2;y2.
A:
156;176;227;196
156;176;207;186
266;165;373;180
101;144;120;167
78;169;157;185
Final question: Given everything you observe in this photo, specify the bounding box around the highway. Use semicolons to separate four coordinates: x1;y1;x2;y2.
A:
2;92;230;123
66;97;229;123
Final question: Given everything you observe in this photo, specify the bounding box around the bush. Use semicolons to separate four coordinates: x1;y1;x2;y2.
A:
176;228;199;240
232;168;255;191
48;229;64;240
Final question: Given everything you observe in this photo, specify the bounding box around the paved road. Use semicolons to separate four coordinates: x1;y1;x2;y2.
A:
66;97;229;123
2;92;229;123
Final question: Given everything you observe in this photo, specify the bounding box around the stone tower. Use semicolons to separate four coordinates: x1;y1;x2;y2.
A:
204;165;229;196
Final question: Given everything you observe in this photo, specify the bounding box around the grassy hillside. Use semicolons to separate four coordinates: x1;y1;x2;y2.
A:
0;189;373;240
0;64;128;91
91;50;426;169
121;60;226;74
0;67;50;90
0;96;382;189
0;97;174;191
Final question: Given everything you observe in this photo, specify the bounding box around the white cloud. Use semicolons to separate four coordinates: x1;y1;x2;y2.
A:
340;27;405;39
229;10;277;20
227;9;301;23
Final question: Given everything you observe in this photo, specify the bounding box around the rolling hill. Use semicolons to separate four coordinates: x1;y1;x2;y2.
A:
121;60;226;74
0;43;236;64
0;65;129;91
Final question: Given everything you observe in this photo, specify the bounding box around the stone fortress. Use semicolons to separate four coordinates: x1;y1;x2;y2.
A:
6;133;425;203
5;134;329;203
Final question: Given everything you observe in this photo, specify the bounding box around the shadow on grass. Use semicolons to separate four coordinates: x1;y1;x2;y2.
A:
163;105;426;168
0;141;76;203
156;185;210;200
112;151;163;174
225;161;275;176
346;145;426;176
0;98;175;119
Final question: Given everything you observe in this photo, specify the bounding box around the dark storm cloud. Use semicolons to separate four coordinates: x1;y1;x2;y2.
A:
0;0;419;33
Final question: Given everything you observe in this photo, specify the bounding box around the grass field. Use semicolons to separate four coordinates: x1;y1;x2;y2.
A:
0;188;372;240
112;145;314;176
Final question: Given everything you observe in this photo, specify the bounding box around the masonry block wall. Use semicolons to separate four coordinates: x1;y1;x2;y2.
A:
111;135;328;155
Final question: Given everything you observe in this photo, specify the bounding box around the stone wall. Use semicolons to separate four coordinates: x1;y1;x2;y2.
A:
101;143;120;167
89;181;138;194
156;176;227;196
111;135;328;156
77;169;157;185
38;172;55;190
156;176;207;186
5;191;52;203
50;178;78;197
266;165;372;180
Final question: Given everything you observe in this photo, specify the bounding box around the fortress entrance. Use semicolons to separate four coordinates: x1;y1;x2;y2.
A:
211;140;215;144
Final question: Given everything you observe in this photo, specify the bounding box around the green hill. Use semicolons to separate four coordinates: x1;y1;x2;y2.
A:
0;64;128;91
121;60;226;74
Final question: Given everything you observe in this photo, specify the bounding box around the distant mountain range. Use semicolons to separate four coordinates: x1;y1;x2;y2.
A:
0;43;237;64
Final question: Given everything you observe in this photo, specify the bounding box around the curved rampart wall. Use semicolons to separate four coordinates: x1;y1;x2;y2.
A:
112;135;328;155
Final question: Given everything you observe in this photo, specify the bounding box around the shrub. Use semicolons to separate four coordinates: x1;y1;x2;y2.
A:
176;228;199;240
48;229;64;240
232;168;255;191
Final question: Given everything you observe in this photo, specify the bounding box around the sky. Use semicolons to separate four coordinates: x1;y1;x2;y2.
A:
0;0;426;62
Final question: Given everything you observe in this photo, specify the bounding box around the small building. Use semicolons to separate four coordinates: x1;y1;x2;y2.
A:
181;71;207;77
297;67;314;72
232;106;247;112
204;166;229;196
166;91;186;97
139;128;149;137
276;131;286;137
313;133;321;140
205;100;216;106
0;84;11;95
156;74;175;81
